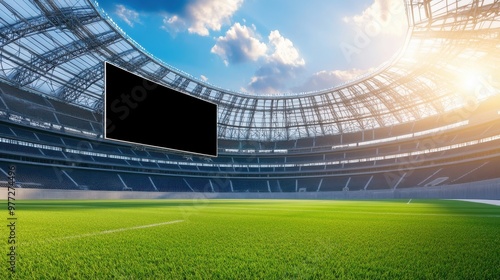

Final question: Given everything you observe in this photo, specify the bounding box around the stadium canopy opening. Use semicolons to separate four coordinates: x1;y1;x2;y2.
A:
0;0;498;144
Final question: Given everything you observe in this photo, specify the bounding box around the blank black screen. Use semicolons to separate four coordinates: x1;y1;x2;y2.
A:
104;62;217;157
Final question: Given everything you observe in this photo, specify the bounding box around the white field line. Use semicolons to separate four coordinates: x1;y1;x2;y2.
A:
449;199;500;206
24;220;184;245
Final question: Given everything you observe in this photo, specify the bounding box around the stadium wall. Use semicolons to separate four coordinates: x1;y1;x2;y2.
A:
2;179;499;200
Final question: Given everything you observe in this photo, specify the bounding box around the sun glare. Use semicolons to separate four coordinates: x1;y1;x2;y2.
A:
463;72;483;91
458;68;496;100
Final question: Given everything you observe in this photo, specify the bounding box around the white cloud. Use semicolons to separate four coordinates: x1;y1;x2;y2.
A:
211;23;267;65
162;0;244;36
162;15;187;34
115;5;141;27
210;25;306;94
246;62;301;94
200;75;208;82
187;0;244;36
246;30;305;94
293;68;375;92
343;0;406;36
267;30;305;67
327;68;374;82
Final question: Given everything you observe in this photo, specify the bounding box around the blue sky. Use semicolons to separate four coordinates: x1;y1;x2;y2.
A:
98;0;408;95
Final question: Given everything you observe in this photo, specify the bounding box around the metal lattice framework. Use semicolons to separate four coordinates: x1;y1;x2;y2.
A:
0;0;499;142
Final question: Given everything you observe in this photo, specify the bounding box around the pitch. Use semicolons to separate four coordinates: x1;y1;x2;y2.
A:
2;199;499;279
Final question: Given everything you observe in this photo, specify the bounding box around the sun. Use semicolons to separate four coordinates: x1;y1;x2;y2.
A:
463;70;483;91
457;67;498;100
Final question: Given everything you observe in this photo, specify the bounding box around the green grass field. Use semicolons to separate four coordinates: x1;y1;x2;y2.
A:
1;199;499;279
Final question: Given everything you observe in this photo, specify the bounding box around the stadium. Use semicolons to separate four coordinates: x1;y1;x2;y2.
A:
0;0;499;278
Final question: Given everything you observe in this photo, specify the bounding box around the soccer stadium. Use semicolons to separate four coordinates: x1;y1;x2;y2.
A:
0;0;499;278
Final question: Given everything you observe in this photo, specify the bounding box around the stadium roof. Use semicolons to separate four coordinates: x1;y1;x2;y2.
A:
0;0;499;141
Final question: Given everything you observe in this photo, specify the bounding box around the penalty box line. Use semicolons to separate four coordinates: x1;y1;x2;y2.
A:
24;220;184;244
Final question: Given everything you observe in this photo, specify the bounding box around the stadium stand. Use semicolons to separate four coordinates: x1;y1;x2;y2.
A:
0;0;499;198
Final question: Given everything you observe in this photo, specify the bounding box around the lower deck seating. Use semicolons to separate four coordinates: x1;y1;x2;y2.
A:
2;155;499;193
